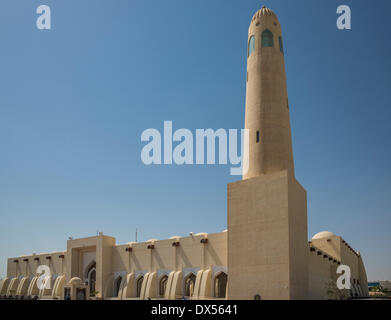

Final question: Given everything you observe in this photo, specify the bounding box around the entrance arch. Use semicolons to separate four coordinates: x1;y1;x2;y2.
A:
184;273;196;298
85;261;96;296
159;275;168;297
113;276;123;297
214;272;227;298
136;276;144;298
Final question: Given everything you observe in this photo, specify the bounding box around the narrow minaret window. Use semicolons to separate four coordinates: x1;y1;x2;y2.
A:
261;29;274;48
248;35;255;57
279;36;284;54
256;130;260;143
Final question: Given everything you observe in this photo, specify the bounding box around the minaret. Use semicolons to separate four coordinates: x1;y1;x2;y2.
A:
243;6;294;179
228;6;308;300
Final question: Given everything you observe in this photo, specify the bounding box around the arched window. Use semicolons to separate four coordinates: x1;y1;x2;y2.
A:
136;276;144;298
184;273;196;297
248;35;255;57
159;275;168;297
113;276;122;297
279;36;284;54
261;29;274;48
214;272;227;298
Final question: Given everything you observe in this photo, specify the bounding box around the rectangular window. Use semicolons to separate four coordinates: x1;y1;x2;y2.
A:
256;130;260;143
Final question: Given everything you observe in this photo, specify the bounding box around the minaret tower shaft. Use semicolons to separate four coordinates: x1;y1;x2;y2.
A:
243;6;294;179
228;6;308;300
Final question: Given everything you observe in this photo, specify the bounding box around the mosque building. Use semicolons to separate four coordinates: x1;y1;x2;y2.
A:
0;6;368;300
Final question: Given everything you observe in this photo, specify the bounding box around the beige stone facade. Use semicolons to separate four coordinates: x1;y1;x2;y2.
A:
0;6;369;300
228;171;309;299
0;229;369;300
1;232;228;300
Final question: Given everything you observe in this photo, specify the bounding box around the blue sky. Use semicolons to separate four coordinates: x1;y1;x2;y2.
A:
0;0;390;281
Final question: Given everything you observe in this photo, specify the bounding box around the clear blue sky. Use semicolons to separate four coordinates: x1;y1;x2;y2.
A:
0;0;390;281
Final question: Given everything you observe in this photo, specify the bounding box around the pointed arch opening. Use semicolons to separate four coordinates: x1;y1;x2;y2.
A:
136;276;144;298
88;269;96;296
184;273;196;298
159;275;168;297
113;275;123;297
214;272;227;299
85;261;96;297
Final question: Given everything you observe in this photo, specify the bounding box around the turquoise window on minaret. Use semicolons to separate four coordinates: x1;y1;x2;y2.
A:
279;36;284;54
248;35;255;57
261;29;273;48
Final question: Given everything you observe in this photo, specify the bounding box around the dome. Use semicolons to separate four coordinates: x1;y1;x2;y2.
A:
252;6;278;22
312;231;336;240
68;277;82;285
195;232;208;236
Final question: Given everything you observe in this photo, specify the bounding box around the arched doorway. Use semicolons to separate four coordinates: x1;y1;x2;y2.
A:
136;276;144;298
184;273;196;297
85;261;96;297
159;275;168;297
113;276;122;297
214;272;227;298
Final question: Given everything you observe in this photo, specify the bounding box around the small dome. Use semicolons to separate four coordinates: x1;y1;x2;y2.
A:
312;231;336;240
252;6;278;22
68;277;82;285
195;232;208;236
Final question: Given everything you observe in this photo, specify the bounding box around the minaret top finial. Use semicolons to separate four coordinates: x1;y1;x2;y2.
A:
252;5;277;22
